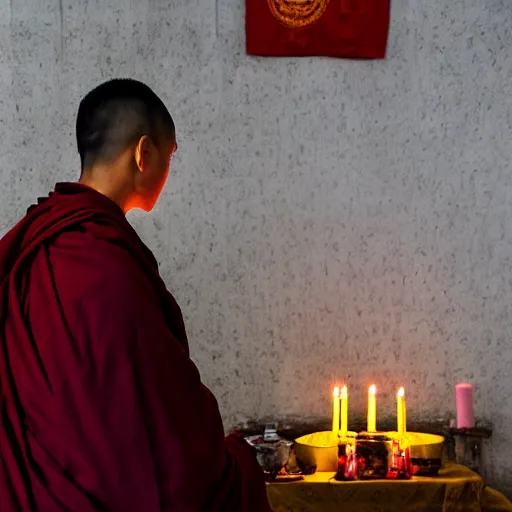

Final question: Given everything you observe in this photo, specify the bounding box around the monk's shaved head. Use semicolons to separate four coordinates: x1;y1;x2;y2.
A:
76;79;175;171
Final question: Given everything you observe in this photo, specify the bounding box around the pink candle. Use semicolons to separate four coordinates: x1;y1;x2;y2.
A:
456;383;475;429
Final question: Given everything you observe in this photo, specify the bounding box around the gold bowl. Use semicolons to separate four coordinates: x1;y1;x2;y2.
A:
294;431;357;472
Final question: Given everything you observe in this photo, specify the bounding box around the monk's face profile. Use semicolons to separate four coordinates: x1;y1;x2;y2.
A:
132;134;177;212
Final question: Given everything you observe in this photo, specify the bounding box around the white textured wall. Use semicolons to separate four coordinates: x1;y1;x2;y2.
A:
1;0;511;495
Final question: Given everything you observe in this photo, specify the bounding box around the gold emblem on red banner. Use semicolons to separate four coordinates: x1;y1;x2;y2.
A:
267;0;330;28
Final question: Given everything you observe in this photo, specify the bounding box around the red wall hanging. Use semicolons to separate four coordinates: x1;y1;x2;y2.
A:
246;0;391;59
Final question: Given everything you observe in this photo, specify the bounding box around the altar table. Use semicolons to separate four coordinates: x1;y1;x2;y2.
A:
267;463;512;512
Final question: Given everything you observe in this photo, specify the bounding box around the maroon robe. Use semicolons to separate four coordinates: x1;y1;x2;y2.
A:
0;183;270;511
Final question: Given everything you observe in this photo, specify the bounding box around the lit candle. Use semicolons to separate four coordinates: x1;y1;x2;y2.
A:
340;386;348;437
397;387;407;434
456;383;475;429
367;385;377;432
332;386;340;435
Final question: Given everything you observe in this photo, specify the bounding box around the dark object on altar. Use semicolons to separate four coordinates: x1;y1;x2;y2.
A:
245;424;294;479
446;425;493;478
245;435;293;478
410;457;442;476
355;434;391;479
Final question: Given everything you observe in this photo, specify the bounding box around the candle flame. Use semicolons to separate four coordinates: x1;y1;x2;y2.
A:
333;386;340;397
341;385;348;399
369;384;377;395
398;387;405;398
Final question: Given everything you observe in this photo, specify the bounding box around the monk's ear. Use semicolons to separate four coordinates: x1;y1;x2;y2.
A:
134;135;150;173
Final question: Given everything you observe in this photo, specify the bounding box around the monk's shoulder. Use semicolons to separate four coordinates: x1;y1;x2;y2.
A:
46;226;152;305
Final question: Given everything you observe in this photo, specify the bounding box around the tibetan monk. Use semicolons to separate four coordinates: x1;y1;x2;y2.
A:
0;79;270;511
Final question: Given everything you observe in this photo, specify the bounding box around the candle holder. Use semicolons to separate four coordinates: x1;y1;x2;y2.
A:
356;433;390;479
446;425;492;478
334;441;358;481
386;439;412;480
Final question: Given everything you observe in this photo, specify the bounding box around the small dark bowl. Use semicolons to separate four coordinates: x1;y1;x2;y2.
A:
245;435;293;476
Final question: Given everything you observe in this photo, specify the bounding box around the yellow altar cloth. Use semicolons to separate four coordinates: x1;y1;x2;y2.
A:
267;463;512;512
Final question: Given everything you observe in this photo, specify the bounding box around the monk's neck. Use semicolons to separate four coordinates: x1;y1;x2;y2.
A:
79;172;133;214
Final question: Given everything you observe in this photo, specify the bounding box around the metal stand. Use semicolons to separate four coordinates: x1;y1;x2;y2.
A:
446;426;492;478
